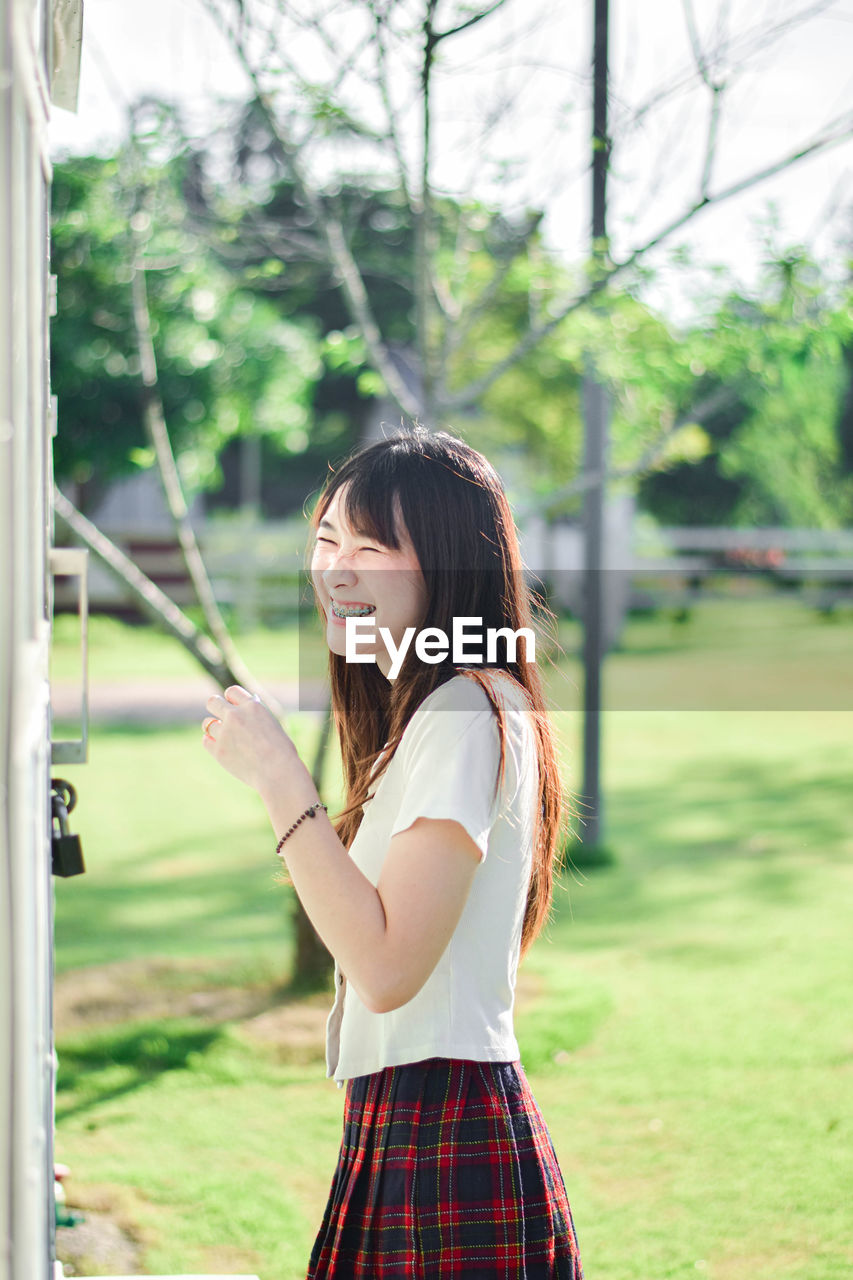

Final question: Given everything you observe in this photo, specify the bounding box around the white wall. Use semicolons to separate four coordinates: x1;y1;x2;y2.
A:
0;3;56;1279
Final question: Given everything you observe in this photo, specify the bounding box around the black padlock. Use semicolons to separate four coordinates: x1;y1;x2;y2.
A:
51;781;85;878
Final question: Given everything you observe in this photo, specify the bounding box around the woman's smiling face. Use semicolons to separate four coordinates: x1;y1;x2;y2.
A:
310;485;428;679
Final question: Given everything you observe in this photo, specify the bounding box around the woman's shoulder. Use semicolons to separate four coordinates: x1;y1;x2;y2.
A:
410;673;538;803
413;669;533;724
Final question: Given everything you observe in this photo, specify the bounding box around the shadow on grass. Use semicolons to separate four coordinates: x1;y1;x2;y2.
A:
56;1021;223;1122
554;750;853;949
53;840;295;972
563;841;617;871
55;978;336;1123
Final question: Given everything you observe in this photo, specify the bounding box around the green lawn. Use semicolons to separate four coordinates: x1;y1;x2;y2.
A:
51;613;853;1279
50;611;307;686
53;589;853;710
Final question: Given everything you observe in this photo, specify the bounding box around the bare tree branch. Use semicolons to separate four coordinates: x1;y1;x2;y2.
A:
53;480;290;717
284;0;379;105
434;0;509;43
620;0;838;143
701;84;724;199
681;0;727;198
442;111;853;411
131;244;229;651
53;487;233;686
515;386;738;521
205;0;423;421
369;0;412;204
682;0;715;88
124;208;294;722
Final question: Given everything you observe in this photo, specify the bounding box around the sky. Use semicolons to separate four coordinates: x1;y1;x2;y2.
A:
49;0;853;318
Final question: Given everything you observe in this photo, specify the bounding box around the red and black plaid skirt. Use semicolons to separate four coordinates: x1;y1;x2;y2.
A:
307;1057;584;1278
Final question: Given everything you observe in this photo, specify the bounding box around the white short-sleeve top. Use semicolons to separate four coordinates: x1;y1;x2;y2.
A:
325;668;539;1084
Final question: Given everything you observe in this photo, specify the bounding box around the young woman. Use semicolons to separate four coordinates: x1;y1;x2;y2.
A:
201;428;584;1278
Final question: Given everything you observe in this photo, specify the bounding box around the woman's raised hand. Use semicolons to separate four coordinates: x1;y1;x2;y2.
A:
202;685;306;797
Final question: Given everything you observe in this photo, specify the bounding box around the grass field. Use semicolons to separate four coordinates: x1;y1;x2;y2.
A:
51;610;853;1279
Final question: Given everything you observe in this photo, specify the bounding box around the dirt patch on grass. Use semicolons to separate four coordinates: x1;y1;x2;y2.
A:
199;1241;266;1275
56;1184;150;1277
711;1244;827;1279
55;957;295;1034
242;991;334;1064
55;956;334;1064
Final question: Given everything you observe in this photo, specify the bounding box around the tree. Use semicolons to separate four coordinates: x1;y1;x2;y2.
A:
198;0;853;450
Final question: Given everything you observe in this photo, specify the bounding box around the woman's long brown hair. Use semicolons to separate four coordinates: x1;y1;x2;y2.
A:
309;428;567;955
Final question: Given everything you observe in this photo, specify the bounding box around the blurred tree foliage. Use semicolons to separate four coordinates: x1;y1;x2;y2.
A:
633;247;853;526
51;101;853;527
51;104;330;514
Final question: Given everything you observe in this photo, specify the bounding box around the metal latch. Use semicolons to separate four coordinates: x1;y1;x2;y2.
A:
51;779;85;878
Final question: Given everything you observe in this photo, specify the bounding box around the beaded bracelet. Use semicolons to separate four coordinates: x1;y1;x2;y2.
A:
275;802;328;857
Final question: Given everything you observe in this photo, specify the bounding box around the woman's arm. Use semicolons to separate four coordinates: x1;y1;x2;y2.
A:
266;796;480;1013
203;686;481;1013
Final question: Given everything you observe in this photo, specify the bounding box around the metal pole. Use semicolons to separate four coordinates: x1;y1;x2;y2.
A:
591;0;610;251
580;0;610;846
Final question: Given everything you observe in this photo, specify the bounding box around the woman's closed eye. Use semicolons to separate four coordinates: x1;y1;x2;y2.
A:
314;536;386;556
